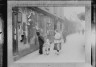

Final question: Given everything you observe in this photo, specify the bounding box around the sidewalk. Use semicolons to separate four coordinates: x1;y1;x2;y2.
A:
15;33;85;63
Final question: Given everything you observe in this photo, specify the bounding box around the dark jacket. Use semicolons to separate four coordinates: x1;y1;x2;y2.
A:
36;31;44;54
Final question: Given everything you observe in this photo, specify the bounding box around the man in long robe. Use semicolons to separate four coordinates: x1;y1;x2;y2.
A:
36;31;44;54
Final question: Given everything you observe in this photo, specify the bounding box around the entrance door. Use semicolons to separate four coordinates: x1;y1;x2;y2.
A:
12;9;18;56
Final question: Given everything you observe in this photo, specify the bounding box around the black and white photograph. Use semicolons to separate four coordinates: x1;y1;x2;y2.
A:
8;1;92;67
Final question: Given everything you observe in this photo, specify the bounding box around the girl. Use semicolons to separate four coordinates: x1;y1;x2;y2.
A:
54;30;62;55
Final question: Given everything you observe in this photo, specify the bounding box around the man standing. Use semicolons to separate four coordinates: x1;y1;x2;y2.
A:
36;31;44;55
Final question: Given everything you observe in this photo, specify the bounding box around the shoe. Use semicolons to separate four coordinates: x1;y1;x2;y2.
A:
39;53;43;55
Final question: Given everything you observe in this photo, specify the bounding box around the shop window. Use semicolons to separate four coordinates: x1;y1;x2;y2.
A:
18;12;22;23
18;12;22;29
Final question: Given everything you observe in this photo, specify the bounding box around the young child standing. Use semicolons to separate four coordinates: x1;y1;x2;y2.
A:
43;38;51;55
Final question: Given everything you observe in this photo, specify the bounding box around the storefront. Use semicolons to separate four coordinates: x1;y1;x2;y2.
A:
12;7;39;60
12;7;63;61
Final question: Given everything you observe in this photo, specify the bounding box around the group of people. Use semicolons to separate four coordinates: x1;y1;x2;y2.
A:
36;29;64;55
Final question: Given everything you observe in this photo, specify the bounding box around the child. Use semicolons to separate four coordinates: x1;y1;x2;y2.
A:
43;39;50;55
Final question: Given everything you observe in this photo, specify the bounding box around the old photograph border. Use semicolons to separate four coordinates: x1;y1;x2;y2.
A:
8;1;91;67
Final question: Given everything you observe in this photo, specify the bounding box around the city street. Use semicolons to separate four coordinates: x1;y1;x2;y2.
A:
15;32;85;63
